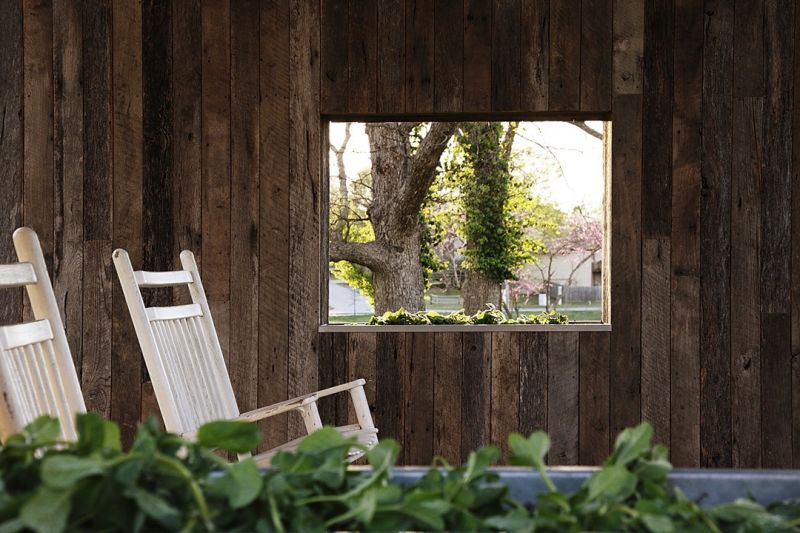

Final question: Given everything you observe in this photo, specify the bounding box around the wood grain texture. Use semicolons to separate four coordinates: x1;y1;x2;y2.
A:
288;0;321;437
172;0;202;258
793;0;800;469
730;97;762;468
463;0;492;112
491;0;521;111
376;332;407;461
404;0;434;113
259;0;291;451
434;332;462;464
230;0;260;414
376;0;404;113
0;0;23;327
490;332;519;458
320;0;348;114
761;314;792;467
347;0;377;113
433;0;463;113
641;238;670;446
111;0;142;446
405;332;434;464
82;240;112;417
520;0;548;110
549;0;580;110
579;331;610;464
733;0;764;97
612;0;643;95
700;0;733;467
580;0;612;112
348;332;377;425
609;95;642;440
641;0;673;237
201;0;231;364
669;0;702;468
23;0;54;279
462;331;490;461
519;333;547;435
53;0;83;372
547;332;579;465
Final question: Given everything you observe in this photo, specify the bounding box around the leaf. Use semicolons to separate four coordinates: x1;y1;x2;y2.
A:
128;488;182;528
196;420;260;453
587;463;637;500
25;416;61;444
211;460;263;509
611;423;654;465
508;432;550;469
366;439;400;471
20;487;72;533
463;446;499;482
41;455;104;489
297;426;348;454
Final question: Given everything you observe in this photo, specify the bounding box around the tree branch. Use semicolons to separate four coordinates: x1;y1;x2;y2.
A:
329;238;392;271
567;120;603;140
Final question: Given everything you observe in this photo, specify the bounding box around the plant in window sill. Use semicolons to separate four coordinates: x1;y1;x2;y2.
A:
367;305;569;326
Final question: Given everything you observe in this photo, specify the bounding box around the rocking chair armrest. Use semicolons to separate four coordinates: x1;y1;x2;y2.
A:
313;379;367;399
236;394;319;423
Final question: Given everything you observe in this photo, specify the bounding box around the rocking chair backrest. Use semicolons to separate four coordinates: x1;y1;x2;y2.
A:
0;228;86;441
112;249;240;434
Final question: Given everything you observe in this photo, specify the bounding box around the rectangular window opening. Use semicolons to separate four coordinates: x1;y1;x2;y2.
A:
323;120;610;328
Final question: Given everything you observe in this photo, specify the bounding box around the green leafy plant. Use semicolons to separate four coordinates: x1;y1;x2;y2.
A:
368;306;569;326
1;416;798;532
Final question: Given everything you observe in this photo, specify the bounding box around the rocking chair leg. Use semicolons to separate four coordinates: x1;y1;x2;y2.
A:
300;402;323;433
349;385;374;430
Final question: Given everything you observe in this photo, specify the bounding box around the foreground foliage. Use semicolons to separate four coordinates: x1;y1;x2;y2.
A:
368;305;569;325
0;416;798;532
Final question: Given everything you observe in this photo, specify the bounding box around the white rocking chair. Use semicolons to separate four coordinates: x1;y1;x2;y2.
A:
112;248;377;465
0;228;86;441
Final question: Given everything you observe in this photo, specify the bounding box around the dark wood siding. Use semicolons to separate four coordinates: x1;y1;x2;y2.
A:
0;0;798;467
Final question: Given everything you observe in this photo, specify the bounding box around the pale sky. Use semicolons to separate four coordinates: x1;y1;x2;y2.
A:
328;120;606;212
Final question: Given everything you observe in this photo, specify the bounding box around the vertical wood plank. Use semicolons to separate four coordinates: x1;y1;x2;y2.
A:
433;0;463;113
53;0;83;372
82;0;113;417
491;0;521;111
580;0;612;112
464;0;492;112
0;0;23;326
376;0;404;113
173;0;202;258
142;0;173;305
612;0;643;95
320;0;348;114
461;332;490;462
82;240;112;416
760;0;793;468
376;332;407;461
547;332;579;465
434;332;462;464
733;0;764;97
641;0;673;237
288;0;321;437
259;0;291;450
111;0;143;445
579;331;610;465
520;0;549;111
201;0;231;362
23;0;54;274
700;0;733;467
670;0;703;468
405;333;434;465
318;332;347;423
347;0;377;114
641;237;670;446
549;0;581;110
793;0;800;469
519;332;547;435
404;0;434;113
730;97;762;467
609;95;642;440
348;332;377;425
490;332;519;460
230;0;260;413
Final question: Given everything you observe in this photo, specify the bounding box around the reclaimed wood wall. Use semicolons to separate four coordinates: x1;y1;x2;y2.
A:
0;0;799;467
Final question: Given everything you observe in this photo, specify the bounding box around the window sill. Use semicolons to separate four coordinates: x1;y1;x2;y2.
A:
318;323;611;333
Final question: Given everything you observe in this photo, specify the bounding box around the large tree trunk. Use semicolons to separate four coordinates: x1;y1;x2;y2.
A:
372;231;425;313
462;270;502;314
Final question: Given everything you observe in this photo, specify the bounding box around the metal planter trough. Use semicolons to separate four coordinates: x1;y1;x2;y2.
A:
388;467;800;507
